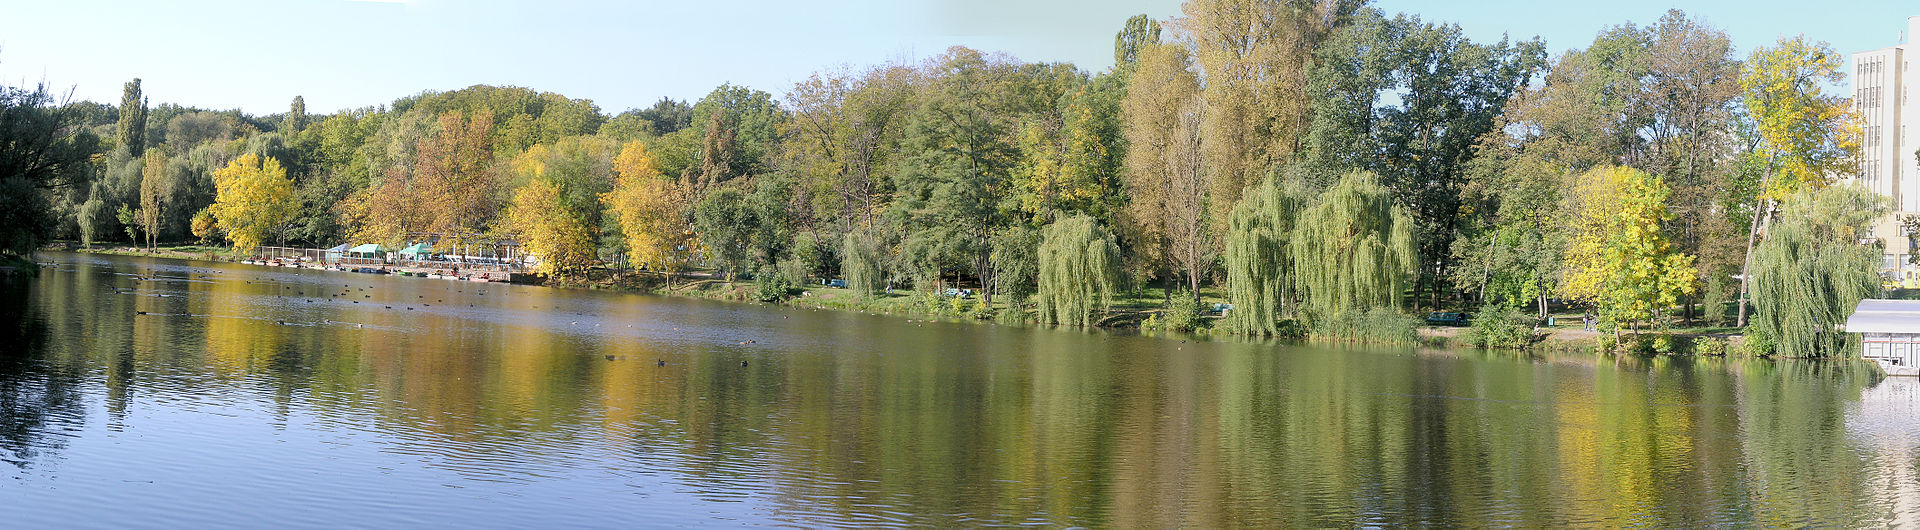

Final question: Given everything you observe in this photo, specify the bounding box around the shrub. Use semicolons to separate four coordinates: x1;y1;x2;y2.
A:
1692;337;1729;356
1165;291;1204;332
1650;335;1676;355
753;265;793;302
1459;304;1534;349
1737;329;1775;357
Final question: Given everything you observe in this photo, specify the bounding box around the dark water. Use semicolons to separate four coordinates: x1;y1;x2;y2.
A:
4;251;1919;527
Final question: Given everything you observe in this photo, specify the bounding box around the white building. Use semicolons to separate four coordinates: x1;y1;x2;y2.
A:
1857;16;1920;281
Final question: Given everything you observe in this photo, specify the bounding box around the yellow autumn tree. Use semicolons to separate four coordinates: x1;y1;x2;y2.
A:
504;178;596;275
1741;36;1856;196
1561;166;1698;335
601;141;694;281
208;154;296;256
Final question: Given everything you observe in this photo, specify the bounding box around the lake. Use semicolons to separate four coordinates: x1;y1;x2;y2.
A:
3;251;1918;527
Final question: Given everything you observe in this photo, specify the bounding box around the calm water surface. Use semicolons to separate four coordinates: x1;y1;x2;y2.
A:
4;251;1919;527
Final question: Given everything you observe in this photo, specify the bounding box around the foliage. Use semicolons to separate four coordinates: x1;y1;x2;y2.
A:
989;225;1040;309
0;79;98;257
693;188;759;280
137;148;169;248
1223;176;1301;335
754;264;793;302
346;110;496;245
1183;0;1366;218
688;84;785;185
1692;337;1729;357
116;203;140;243
842;231;882;298
1164;290;1204;332
1290;170;1417;327
1700;273;1731;327
1305;11;1546;303
1560;166;1697;331
1314;308;1419;344
1119;42;1199;283
504;179;596;276
190;207;217;244
1459;304;1534;349
117;78;147;156
208;154;296;256
1750;185;1886;358
1036;214;1121;327
602;141;693;276
1740;36;1854;196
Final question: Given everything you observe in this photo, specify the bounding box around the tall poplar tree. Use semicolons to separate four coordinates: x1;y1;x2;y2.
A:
117;78;147;156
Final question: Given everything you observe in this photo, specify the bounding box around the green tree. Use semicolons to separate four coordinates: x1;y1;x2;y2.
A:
1290;170;1417;327
116;203;140;243
284;95;307;134
841;230;883;298
989;225;1041;310
1036;214;1121;326
0;80;99;260
1750;184;1886;358
689;84;785;183
1223;177;1303;335
117;78;147;156
1113;14;1162;68
1305;10;1547;307
693;187;759;281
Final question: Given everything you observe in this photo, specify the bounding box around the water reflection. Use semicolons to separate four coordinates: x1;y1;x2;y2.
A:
0;251;1915;527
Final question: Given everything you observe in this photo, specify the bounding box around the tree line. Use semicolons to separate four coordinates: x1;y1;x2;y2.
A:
0;2;1876;356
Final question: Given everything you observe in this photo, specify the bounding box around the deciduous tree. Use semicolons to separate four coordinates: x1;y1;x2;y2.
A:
209;154;296;256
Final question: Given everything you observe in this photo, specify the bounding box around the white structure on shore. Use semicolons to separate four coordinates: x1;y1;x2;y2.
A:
1847;299;1920;376
1856;16;1920;282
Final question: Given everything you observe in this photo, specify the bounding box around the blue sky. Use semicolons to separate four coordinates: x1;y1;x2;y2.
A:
0;0;1912;115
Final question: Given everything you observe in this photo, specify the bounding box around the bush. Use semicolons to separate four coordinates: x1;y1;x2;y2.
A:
1597;334;1618;352
1649;335;1676;355
1459;304;1534;349
1165;291;1204;332
1737;329;1775;357
968;298;991;320
753;265;793;302
917;292;947;314
1692;337;1729;356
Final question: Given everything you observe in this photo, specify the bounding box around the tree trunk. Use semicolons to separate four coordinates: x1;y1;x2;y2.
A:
1736;162;1774;328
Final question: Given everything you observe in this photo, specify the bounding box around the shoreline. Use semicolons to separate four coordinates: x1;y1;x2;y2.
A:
48;245;1747;356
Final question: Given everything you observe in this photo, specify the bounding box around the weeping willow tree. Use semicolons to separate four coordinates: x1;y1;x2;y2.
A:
1751;184;1886;358
1223;177;1304;335
842;231;881;298
1037;214;1122;326
1289;170;1417;328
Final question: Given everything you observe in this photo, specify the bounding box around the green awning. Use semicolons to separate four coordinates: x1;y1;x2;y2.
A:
348;244;389;254
398;243;434;255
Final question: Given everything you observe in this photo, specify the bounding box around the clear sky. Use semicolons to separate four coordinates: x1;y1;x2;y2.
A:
0;0;1912;115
